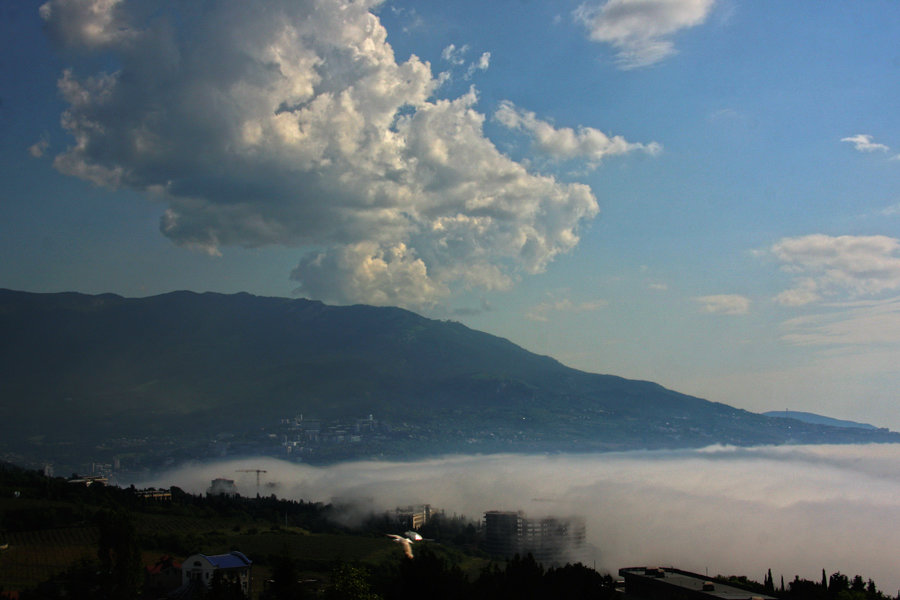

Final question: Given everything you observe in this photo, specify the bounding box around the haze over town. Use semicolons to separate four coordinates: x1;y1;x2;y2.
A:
143;444;900;594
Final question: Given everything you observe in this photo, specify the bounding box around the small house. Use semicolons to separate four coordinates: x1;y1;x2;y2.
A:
181;551;252;596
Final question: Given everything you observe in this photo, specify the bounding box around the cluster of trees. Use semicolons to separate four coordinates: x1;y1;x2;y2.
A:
720;569;896;600
787;571;893;600
264;548;616;600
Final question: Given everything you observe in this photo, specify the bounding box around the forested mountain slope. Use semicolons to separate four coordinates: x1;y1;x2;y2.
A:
1;289;896;459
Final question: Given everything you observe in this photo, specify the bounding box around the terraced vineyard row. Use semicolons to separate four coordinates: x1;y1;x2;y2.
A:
0;527;98;591
134;512;240;535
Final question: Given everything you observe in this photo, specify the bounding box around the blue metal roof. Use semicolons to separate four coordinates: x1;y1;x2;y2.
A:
203;551;251;569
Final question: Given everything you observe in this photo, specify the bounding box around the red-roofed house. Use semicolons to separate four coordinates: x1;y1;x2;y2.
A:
144;555;182;596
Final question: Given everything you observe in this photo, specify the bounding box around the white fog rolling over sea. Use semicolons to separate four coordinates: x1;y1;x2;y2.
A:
141;444;900;591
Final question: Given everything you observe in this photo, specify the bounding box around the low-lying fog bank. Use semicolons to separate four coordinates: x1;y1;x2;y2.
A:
138;444;900;592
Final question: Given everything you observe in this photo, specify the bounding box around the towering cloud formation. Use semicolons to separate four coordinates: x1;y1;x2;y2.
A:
40;0;604;308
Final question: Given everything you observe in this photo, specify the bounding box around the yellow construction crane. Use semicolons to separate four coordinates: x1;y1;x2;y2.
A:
236;469;268;497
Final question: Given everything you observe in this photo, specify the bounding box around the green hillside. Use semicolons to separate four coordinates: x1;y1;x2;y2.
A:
0;289;897;471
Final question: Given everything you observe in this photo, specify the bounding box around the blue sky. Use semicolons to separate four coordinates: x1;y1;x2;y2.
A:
3;0;900;427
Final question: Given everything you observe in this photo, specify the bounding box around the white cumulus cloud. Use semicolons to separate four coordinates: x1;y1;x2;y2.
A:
39;0;134;49
772;234;900;306
496;101;661;165
40;0;601;309
574;0;716;69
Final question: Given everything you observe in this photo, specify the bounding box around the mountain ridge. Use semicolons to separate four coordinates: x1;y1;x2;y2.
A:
0;289;896;469
762;410;878;431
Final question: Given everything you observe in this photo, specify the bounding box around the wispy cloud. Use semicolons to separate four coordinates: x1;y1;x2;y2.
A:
526;298;608;321
841;134;890;153
695;294;750;315
574;0;717;69
441;43;470;65
780;296;900;348
880;203;900;216
707;107;744;123
465;52;491;79
771;234;900;306
441;45;490;80
390;6;424;34
28;138;49;158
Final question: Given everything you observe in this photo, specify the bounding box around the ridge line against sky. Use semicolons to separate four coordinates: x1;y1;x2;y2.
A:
2;0;900;428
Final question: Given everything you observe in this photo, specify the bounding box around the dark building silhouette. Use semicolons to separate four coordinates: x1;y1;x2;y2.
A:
484;511;522;558
483;510;586;566
206;477;237;497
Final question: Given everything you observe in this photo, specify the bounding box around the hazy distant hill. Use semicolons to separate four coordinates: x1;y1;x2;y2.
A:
0;289;897;464
762;410;878;430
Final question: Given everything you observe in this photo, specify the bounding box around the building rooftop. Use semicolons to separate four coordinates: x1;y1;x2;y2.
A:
202;551;252;569
619;567;778;600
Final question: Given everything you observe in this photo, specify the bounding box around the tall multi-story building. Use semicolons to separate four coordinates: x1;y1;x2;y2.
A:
206;477;238;497
483;510;586;566
484;511;522;558
521;516;586;565
395;504;434;530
